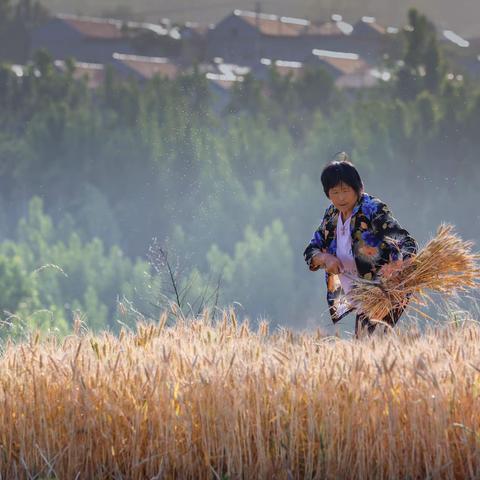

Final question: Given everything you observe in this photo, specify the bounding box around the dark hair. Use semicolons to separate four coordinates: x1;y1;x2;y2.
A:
320;153;364;197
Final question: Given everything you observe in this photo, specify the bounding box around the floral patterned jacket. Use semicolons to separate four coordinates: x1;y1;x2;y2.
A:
303;192;417;323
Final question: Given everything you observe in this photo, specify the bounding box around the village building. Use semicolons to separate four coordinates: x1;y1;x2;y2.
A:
110;53;180;82
30;14;135;63
206;10;346;64
29;14;182;64
54;60;105;89
305;49;391;88
253;58;305;82
179;22;211;65
206;10;392;65
441;30;480;78
345;16;391;60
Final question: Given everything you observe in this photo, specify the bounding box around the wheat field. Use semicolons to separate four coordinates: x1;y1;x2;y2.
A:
1;308;480;479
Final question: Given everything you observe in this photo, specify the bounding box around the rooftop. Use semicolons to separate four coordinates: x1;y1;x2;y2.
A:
56;14;180;41
353;16;387;35
260;58;304;79
305;20;353;36
443;30;470;48
113;53;179;80
57;14;124;40
311;49;367;75
233;9;310;37
54;59;105;88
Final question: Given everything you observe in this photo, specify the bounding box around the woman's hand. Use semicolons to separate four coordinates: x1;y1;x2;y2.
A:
310;253;344;274
324;254;344;274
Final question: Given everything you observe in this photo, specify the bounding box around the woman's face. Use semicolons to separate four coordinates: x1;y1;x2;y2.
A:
328;182;359;214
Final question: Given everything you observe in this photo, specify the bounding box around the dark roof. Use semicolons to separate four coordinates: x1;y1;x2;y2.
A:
57;14;124;40
54;60;105;88
56;14;180;41
182;22;210;37
353;17;386;35
113;53;179;80
260;58;304;79
311;49;368;75
305;20;353;36
233;10;309;37
206;74;243;91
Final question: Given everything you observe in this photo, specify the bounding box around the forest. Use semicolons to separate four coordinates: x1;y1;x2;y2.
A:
0;7;479;334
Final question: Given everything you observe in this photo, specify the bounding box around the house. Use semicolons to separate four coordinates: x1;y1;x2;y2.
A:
196;57;247;112
30;14;135;63
179;22;211;64
206;9;315;64
54;60;105;88
29;14;183;64
307;49;368;78
441;31;480;78
255;58;305;81
207;10;373;64
441;30;470;48
111;53;180;81
206;10;394;66
128;20;182;58
306;49;390;89
345;16;399;65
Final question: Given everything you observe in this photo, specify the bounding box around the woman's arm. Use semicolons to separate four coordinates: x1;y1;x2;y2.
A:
303;211;328;270
371;202;418;260
304;208;344;273
304;232;326;270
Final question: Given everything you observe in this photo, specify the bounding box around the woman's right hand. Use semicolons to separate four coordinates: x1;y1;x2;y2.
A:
310;253;344;274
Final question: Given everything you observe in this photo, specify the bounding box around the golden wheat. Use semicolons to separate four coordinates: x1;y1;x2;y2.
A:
1;309;480;478
347;224;480;322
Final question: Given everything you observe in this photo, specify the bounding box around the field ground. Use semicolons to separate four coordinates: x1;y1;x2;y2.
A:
1;308;480;479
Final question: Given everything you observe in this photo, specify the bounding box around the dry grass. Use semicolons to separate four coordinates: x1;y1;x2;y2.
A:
348;224;480;322
2;309;480;478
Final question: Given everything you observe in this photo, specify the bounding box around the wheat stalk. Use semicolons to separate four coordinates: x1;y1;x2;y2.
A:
347;224;480;321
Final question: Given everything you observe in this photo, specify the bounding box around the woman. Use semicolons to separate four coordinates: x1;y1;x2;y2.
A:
303;155;417;337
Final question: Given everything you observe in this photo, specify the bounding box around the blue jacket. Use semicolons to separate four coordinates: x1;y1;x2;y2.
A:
303;193;417;323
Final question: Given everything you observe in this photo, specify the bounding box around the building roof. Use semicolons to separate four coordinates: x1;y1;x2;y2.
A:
56;14;181;41
206;73;243;91
305;20;353;36
205;57;248;90
353;16;386;35
113;53;179;80
54;59;105;88
182;22;211;37
57;14;124;40
223;10;357;38
311;49;368;75
443;30;470;48
233;9;309;37
260;58;304;79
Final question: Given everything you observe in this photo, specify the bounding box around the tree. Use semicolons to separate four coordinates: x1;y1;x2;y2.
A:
206;220;295;325
396;9;445;100
296;66;337;114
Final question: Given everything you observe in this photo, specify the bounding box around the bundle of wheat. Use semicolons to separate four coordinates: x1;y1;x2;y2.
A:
347;224;480;322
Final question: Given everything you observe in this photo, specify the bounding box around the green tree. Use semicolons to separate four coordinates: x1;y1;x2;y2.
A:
396;8;445;99
206;220;295;324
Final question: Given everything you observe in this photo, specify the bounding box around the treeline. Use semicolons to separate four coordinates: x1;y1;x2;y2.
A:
0;0;48;63
0;9;479;333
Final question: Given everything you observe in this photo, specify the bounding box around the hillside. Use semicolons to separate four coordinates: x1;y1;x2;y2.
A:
40;0;480;37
